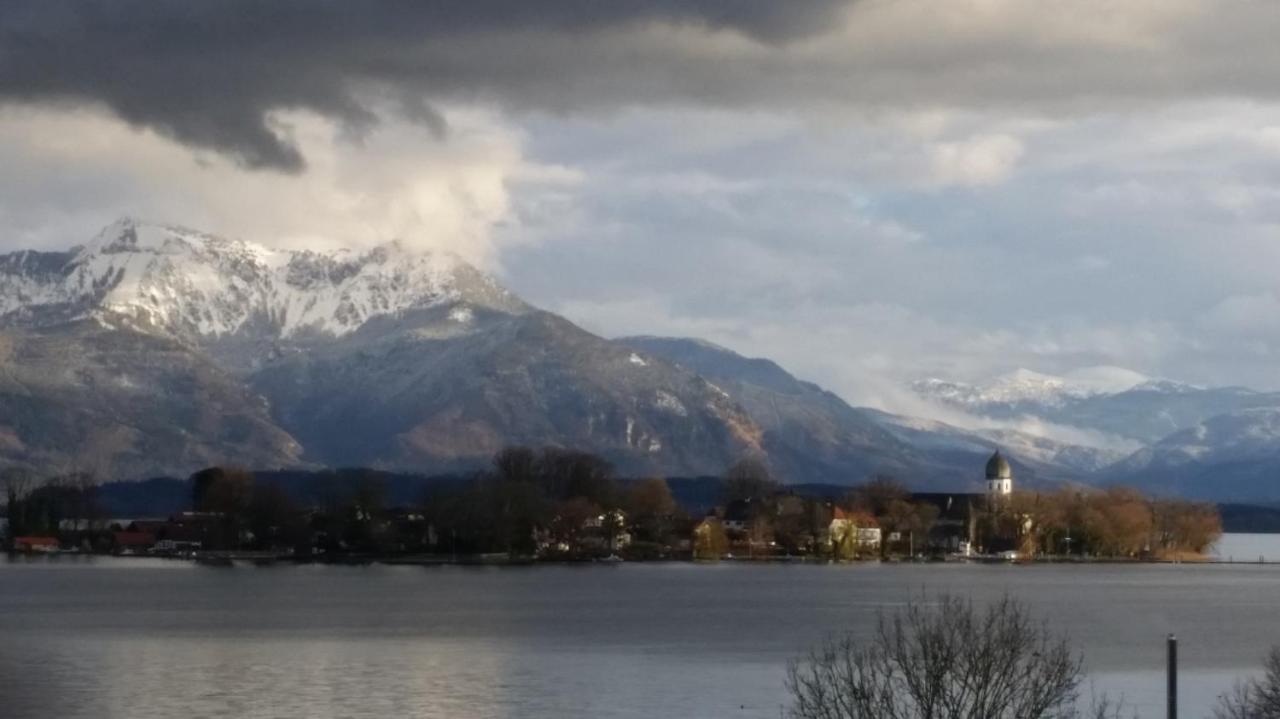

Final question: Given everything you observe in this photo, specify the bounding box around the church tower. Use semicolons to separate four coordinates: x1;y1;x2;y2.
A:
985;450;1013;499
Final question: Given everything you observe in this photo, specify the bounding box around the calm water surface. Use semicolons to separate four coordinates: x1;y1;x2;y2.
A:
3;535;1280;719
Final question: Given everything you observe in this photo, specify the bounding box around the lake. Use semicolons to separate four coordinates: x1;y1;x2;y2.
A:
3;535;1280;719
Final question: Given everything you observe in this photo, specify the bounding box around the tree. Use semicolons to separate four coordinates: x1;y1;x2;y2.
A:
1;468;36;543
723;457;777;504
1216;646;1280;719
493;446;539;484
191;466;254;514
189;466;255;549
247;482;300;551
627;477;676;519
787;595;1123;719
1154;497;1222;556
548;497;601;554
692;517;728;559
538;447;615;506
847;475;910;518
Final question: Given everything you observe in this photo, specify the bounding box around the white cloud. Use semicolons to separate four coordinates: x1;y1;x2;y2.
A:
928;134;1025;187
1200;292;1280;336
0;104;526;267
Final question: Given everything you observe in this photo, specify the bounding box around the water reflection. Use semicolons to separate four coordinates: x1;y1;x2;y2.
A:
3;554;1280;718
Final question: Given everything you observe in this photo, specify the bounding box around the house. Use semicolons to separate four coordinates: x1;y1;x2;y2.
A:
911;492;979;554
827;508;879;559
722;500;753;532
13;536;59;553
153;538;203;554
692;516;728;560
112;531;156;555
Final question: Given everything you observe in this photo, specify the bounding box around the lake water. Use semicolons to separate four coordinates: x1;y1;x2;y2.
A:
4;535;1280;719
1213;532;1280;562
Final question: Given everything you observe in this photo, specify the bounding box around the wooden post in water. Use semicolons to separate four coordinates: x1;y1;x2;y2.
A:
1167;633;1178;719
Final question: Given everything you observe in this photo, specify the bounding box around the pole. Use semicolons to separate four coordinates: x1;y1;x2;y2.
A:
1167;633;1177;719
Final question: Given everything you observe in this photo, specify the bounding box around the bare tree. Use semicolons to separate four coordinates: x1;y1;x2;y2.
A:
787;595;1123;719
1216;646;1280;719
723;457;776;504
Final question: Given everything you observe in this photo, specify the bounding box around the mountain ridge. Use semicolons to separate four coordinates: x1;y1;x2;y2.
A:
3;219;1280;501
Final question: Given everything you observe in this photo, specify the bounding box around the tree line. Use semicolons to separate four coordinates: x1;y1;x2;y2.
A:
2;452;1223;561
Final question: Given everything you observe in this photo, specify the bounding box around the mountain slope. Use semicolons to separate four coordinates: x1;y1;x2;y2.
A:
0;220;768;480
1105;408;1280;501
0;318;302;478
8;218;1260;495
914;370;1280;444
619;336;1117;488
620;335;929;484
251;311;765;476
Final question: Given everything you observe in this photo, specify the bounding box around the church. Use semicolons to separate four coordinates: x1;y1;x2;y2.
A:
985;450;1014;499
910;449;1014;555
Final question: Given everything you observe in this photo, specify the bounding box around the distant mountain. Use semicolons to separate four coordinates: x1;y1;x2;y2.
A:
913;367;1151;409
913;369;1280;444
620;336;934;484
864;411;1126;477
1105;408;1280;502
9;219;1279;500
620;336;1110;489
911;367;1280;500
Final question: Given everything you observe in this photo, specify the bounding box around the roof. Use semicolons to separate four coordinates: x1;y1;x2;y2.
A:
985;450;1013;479
113;531;156;547
911;493;980;521
831;507;878;526
723;499;753;522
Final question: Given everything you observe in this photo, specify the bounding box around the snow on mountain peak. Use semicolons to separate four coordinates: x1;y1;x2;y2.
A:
913;366;1152;408
0;218;517;340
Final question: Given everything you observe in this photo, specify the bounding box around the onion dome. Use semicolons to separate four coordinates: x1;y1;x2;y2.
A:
985;450;1012;479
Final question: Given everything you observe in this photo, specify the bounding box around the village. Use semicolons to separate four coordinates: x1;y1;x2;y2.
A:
1;450;1222;564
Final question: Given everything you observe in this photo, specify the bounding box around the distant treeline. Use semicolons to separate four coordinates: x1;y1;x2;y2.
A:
84;474;845;518
0;449;1270;560
82;475;1280;535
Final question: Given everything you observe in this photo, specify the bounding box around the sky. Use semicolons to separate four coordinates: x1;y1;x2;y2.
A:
4;0;1280;411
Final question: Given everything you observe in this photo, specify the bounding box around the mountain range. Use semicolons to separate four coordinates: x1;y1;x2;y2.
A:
2;219;1279;502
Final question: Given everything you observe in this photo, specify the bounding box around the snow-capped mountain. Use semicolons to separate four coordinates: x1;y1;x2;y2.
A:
0;218;523;341
911;367;1277;445
7;219;1280;500
1106;408;1280;501
912;367;1153;409
0;220;764;480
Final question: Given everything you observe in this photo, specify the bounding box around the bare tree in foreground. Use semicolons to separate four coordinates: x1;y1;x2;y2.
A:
1216;646;1280;719
787;595;1123;719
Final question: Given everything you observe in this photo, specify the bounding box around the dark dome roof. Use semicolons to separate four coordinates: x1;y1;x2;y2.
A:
985;451;1012;479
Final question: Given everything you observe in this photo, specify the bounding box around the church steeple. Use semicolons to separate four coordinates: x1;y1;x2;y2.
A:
985;450;1013;498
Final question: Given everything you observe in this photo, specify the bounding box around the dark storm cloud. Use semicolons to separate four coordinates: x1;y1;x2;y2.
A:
0;1;849;171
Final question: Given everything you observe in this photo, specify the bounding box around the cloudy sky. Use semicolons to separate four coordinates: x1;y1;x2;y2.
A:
4;0;1280;409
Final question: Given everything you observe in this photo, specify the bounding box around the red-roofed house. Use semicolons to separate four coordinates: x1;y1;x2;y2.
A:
828;508;880;559
13;536;59;553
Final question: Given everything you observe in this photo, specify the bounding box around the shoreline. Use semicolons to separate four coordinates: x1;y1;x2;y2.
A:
6;549;1279;567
